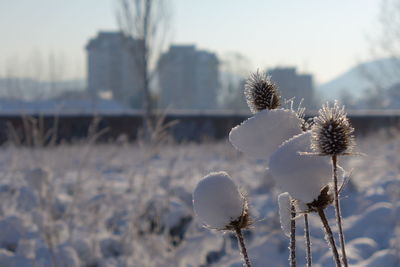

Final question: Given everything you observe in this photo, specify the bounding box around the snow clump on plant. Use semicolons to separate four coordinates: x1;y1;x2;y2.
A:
229;109;303;161
278;192;293;237
192;172;249;230
269;131;332;204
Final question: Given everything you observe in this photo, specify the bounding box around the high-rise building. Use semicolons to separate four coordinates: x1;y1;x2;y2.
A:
157;45;219;110
86;31;143;108
267;67;315;109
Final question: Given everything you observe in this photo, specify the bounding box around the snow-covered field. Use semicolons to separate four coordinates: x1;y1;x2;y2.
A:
0;132;399;266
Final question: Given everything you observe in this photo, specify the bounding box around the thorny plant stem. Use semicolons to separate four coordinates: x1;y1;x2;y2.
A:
290;202;297;267
317;208;342;267
304;214;312;267
332;155;349;267
235;227;252;267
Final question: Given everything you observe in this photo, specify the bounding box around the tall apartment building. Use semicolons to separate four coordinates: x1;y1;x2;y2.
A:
267;67;315;109
86;31;143;108
157;45;219;110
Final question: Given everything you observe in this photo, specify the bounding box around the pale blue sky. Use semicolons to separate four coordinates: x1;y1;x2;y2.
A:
0;0;381;84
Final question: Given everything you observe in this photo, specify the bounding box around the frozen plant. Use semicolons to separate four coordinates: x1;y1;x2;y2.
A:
270;131;339;266
267;105;355;267
193;172;252;267
244;70;280;113
311;102;355;157
24;167;60;265
228;70;359;266
195;69;358;266
229;70;307;266
278;192;297;266
271;131;345;266
309;101;355;267
305;185;341;266
230;70;303;162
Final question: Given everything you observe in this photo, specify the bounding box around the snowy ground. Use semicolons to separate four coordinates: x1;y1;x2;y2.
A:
0;132;399;266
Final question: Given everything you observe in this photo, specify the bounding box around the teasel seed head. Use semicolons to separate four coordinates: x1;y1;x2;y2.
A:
244;70;280;113
311;101;355;156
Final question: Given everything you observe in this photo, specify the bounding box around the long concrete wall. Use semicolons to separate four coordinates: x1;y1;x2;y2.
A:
0;112;399;145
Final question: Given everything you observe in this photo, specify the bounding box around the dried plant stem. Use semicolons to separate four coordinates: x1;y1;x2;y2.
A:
332;155;348;267
290;202;297;267
304;213;312;267
235;227;252;267
317;207;342;267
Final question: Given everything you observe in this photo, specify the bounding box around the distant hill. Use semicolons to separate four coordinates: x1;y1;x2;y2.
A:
317;58;400;101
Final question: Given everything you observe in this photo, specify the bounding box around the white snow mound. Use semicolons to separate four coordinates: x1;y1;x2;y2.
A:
269;131;331;203
278;192;292;237
193;172;244;229
229;109;303;161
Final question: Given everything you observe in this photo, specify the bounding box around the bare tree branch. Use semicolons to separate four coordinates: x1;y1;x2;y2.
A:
116;0;171;139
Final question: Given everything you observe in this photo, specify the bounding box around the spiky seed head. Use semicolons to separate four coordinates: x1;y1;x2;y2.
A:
244;70;280;113
311;102;355;155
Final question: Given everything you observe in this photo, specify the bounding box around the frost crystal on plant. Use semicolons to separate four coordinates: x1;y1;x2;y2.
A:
192;172;249;230
244;70;280;113
311;101;355;155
